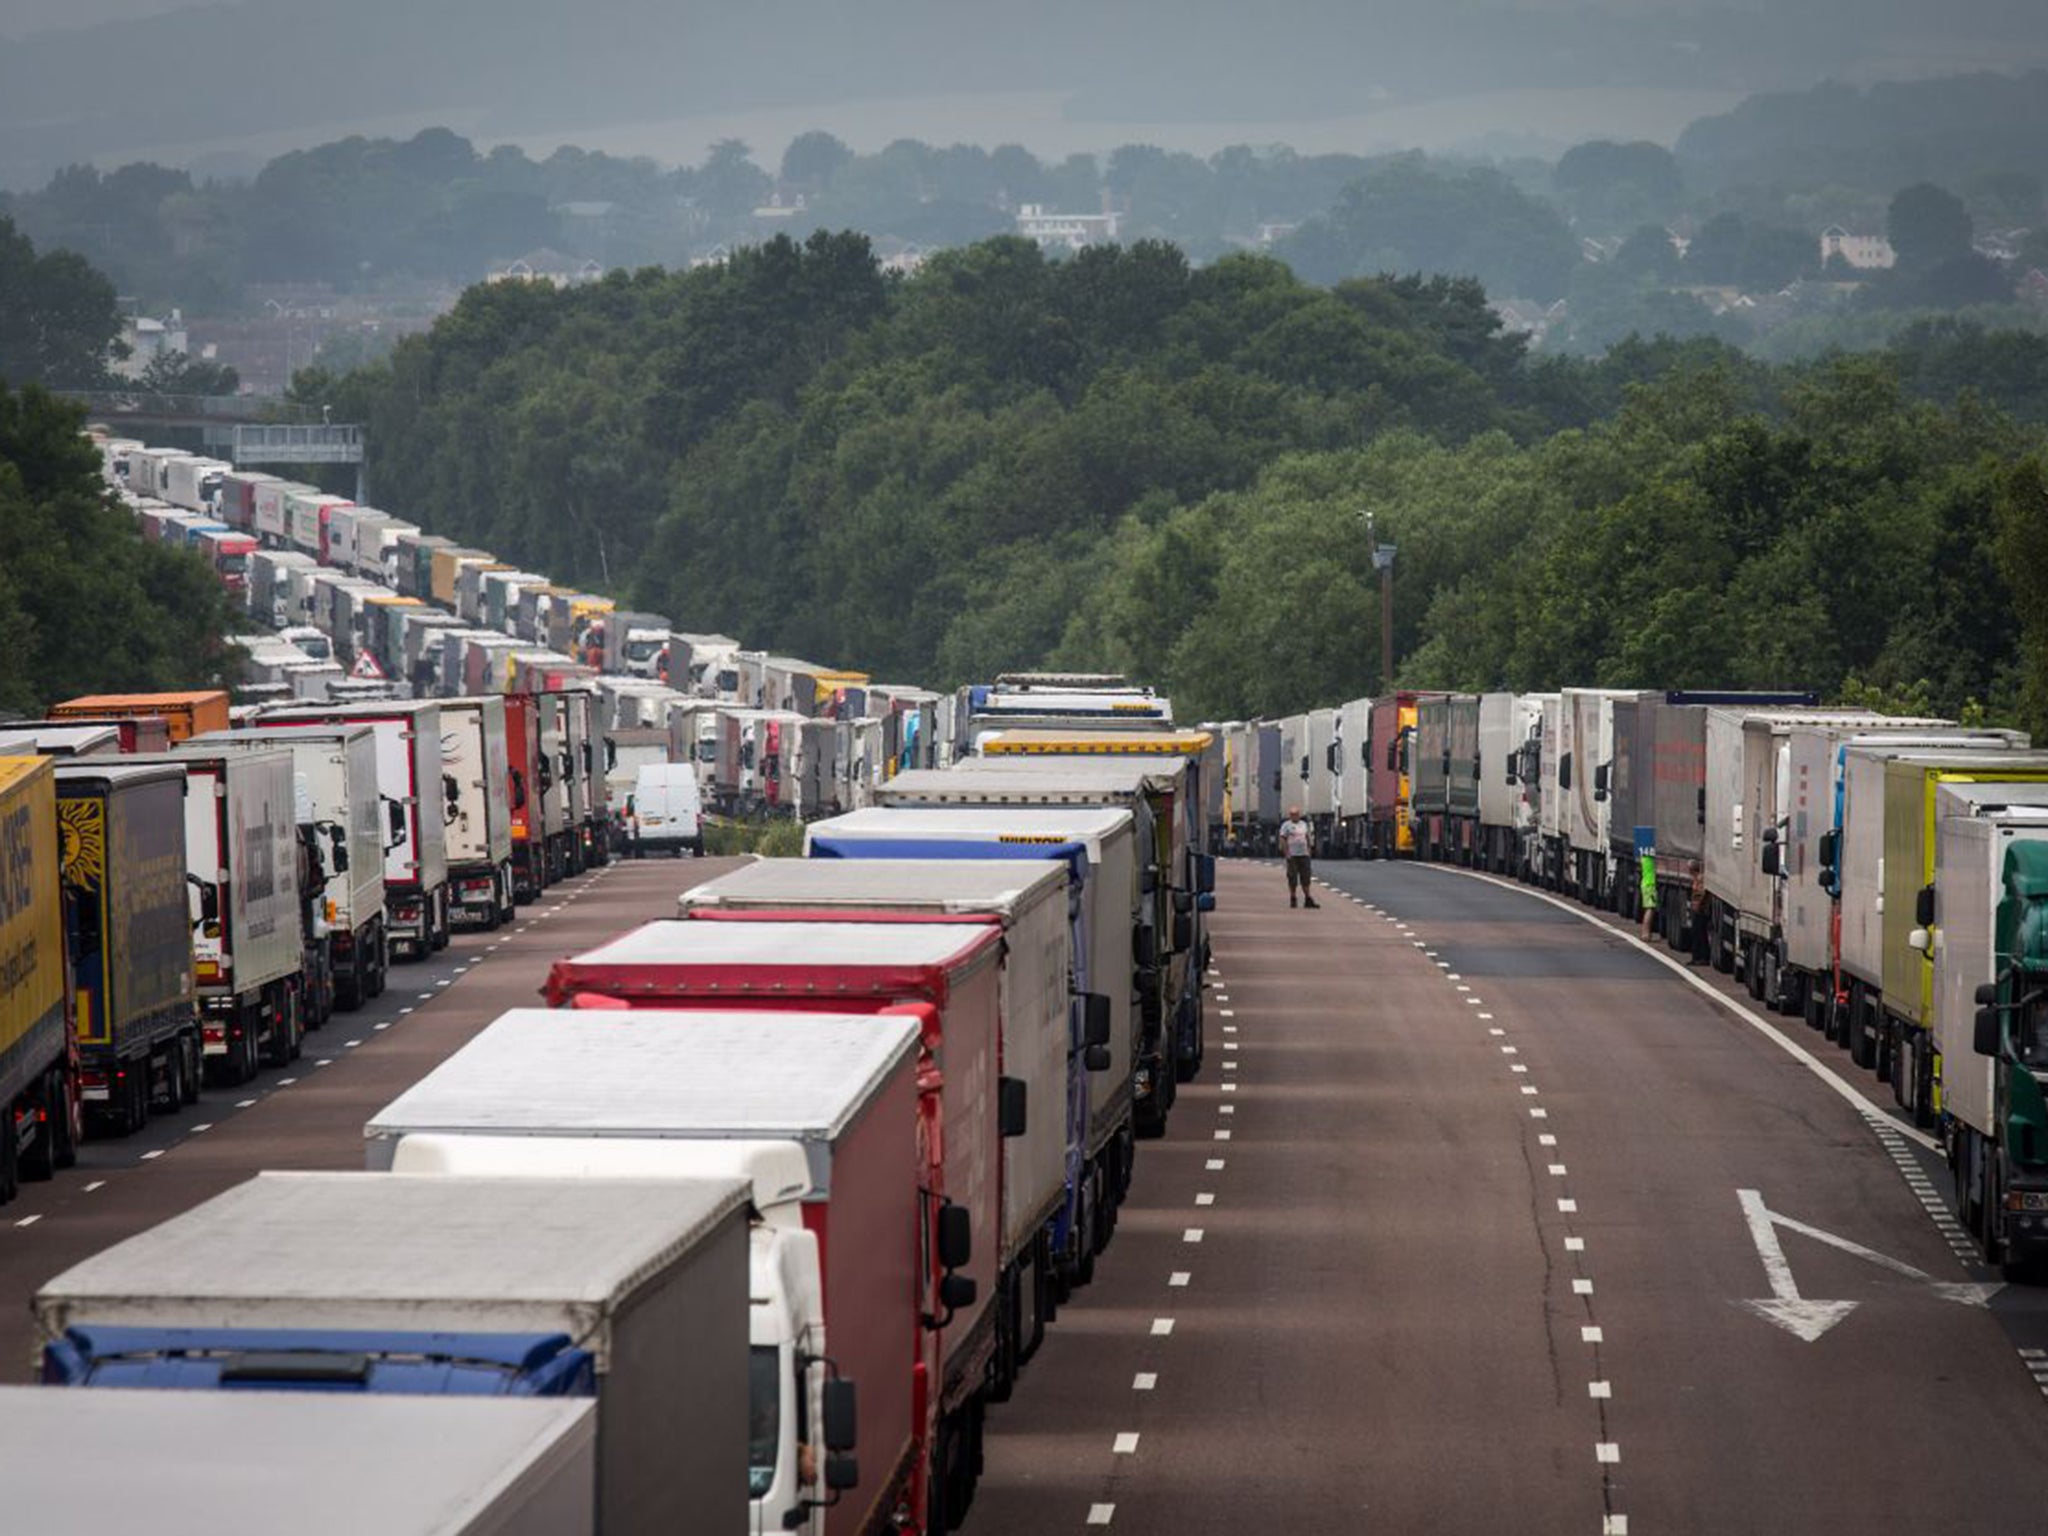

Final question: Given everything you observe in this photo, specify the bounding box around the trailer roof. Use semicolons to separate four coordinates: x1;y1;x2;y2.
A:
894;762;1184;796
680;857;1065;914
810;805;1133;845
1935;782;2048;813
977;727;1210;754
51;760;186;791
0;727;118;756
36;1173;747;1343
368;1010;919;1143
565;918;1000;973
1;1388;594;1536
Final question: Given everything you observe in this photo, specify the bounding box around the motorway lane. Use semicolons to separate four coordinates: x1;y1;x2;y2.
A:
968;859;2048;1535
0;855;741;1378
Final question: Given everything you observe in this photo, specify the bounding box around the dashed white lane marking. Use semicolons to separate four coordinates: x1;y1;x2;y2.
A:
235;1099;256;1108
1221;1082;1237;1092
1574;1279;1595;1295
1150;1318;1176;1336
1465;997;1483;1006
1222;1061;1238;1071
1549;1164;1569;1176
1224;1042;1239;1051
1512;1064;1530;1074
277;1076;296;1085
1596;1443;1621;1464
16;1214;41;1227
416;993;433;1001
1589;1381;1612;1398
1169;1272;1191;1287
1183;1228;1204;1243
1489;1027;1506;1036
190;1123;212;1133
1112;1432;1140;1455
1456;984;1471;992
139;1150;163;1161
1604;1517;1630;1535
1501;1045;1518;1055
435;980;451;988
1521;1085;1541;1095
1214;1130;1232;1140
374;1022;390;1031
1420;864;1941;1153
344;1039;361;1048
1206;1158;1226;1170
1134;1373;1158;1390
1222;1025;1237;1034
1530;1107;1549;1118
1088;1504;1116;1526
1478;1012;1495;1020
83;1181;104;1193
1195;1193;1215;1205
1558;1199;1578;1213
1220;1010;1236;1019
400;1006;415;1015
1582;1326;1604;1342
1540;1134;1559;1147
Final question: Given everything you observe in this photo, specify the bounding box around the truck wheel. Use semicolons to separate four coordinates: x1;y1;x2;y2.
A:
0;1125;17;1206
157;1044;185;1116
336;968;364;1011
180;1035;202;1105
18;1077;57;1183
121;1066;150;1136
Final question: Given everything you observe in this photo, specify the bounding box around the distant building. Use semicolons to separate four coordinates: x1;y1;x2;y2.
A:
751;193;807;222
879;244;929;276
1491;298;1567;342
1255;221;1299;247
486;249;604;286
112;307;188;380
1016;203;1121;252
1819;227;1896;270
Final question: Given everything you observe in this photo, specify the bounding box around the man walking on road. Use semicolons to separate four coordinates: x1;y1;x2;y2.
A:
1281;806;1318;909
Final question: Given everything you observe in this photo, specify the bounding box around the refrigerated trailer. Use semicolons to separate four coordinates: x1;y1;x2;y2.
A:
190;726;388;1009
435;697;516;929
35;1171;749;1536
258;702;451;959
52;761;201;1134
367;1012;932;1536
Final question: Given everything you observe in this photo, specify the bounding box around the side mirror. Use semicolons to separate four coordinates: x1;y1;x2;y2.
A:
1976;982;1999;1006
1696;786;1706;825
1084;1044;1113;1072
938;1272;978;1311
1760;845;1780;878
1173;910;1193;950
1172;890;1193;916
1197;892;1215;913
998;1076;1028;1138
604;739;617;771
822;1378;858;1453
1908;927;1931;954
825;1456;860;1495
1593;763;1609;803
1975;1006;2002;1056
386;799;406;847
936;1202;972;1272
1140;867;1157;895
1915;885;1935;927
327;827;349;873
1193;854;1216;895
509;769;527;810
1816;829;1838;881
1559;754;1573;791
444;773;461;817
1082;994;1112;1048
1134;925;1157;967
1325;742;1338;772
1385;742;1397;771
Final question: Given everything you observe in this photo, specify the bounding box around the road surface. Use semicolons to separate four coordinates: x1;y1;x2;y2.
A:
967;858;2048;1535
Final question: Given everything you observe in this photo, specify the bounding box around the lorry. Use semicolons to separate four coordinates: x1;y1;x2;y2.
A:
889;753;1217;1096
502;692;550;901
676;855;1115;1293
1929;782;2048;1274
285;489;354;564
1475;692;1543;876
191;725;388;1009
52;760;201;1132
127;746;306;1082
0;757;81;1202
36;1170;750;1536
366;1010;946;1536
259;702;452;959
436;696;516;929
805;803;1152;1146
50;690;230;745
1833;748;2048;1117
1368;693;1427;857
545;918;1068;1405
4;1389;597;1536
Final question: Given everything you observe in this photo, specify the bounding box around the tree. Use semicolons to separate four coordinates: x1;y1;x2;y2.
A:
1996;455;2048;738
0;217;123;388
0;382;239;712
1888;183;1974;269
1612;224;1681;283
779;131;853;194
138;349;240;396
1553;141;1683;231
693;140;773;220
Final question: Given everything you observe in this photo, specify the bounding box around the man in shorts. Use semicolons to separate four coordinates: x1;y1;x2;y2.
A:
1280;805;1318;909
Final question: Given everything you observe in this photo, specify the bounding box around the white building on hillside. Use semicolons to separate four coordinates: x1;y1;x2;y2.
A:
1016;204;1121;252
1820;227;1896;270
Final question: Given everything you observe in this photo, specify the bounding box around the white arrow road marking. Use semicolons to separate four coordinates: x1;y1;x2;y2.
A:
1737;1189;2000;1341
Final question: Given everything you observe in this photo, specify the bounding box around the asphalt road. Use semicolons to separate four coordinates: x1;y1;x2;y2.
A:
966;858;2048;1535
0;854;742;1378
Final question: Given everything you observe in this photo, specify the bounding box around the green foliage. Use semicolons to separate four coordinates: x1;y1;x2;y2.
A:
1995;455;2048;740
138;349;240;396
1553;141;1683;233
1278;155;1581;303
0;216;123;388
1888;183;1975;270
703;817;806;857
0;383;241;713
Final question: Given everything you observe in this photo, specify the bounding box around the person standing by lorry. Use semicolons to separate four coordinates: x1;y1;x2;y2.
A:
1281;806;1319;908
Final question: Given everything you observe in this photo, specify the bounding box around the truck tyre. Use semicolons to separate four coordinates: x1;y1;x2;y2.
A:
18;1075;58;1183
180;1035;202;1105
157;1044;185;1116
336;967;364;1011
0;1124;17;1206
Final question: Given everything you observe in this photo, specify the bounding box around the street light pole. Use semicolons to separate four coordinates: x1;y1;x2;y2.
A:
1366;513;1397;692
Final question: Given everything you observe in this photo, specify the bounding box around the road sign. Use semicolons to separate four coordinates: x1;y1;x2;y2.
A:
350;651;386;681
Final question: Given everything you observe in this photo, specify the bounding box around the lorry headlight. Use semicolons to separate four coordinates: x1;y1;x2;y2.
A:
2007;1191;2048;1212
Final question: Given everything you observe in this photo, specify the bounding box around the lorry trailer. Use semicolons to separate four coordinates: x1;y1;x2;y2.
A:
36;1170;750;1536
0;757;81;1202
367;1011;934;1536
435;697;517;929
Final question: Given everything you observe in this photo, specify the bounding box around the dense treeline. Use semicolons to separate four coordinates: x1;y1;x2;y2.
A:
0;383;242;714
320;231;2048;732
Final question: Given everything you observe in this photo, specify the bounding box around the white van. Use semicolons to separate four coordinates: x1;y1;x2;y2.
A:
627;761;704;856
